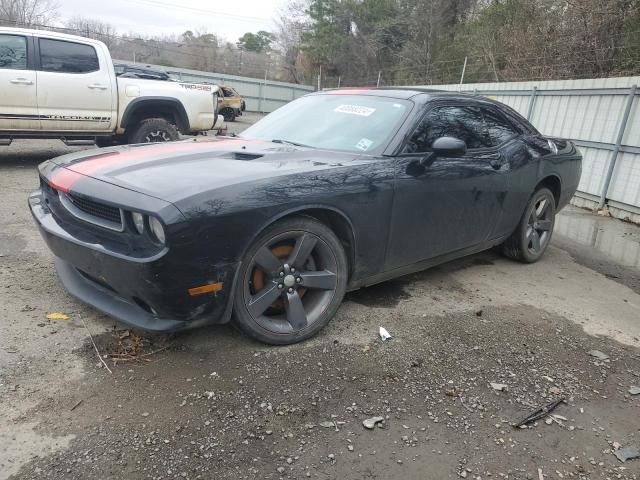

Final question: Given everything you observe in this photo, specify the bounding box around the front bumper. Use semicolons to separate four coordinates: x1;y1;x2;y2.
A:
29;189;239;332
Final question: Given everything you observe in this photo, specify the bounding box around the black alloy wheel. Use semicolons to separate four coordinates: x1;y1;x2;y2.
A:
502;187;556;263
526;194;554;255
233;216;347;345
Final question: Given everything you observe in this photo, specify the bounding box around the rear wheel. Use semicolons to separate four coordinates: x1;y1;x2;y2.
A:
233;216;348;345
129;118;179;144
502;187;555;263
221;108;235;122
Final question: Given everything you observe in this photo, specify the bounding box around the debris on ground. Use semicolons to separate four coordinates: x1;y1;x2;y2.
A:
363;416;384;429
629;386;640;395
46;312;69;321
379;327;392;341
513;398;566;428
613;446;640;463
319;421;335;429
490;382;507;391
587;349;609;360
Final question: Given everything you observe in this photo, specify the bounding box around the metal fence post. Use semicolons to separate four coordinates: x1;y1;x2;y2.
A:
598;84;637;207
526;86;538;121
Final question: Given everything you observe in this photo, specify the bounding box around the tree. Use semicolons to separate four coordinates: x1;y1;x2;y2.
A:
275;0;311;83
237;30;274;53
0;0;58;26
65;16;117;49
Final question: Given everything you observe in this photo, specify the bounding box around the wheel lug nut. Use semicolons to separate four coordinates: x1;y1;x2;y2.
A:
291;267;296;273
278;284;283;289
279;272;284;277
288;287;294;293
296;277;301;283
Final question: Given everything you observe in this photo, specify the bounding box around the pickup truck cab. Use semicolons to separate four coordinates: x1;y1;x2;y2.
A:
0;27;219;146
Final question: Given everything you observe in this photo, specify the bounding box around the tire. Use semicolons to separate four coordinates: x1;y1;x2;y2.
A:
241;101;246;112
501;187;556;263
221;108;235;122
95;135;127;148
233;216;348;345
128;118;179;144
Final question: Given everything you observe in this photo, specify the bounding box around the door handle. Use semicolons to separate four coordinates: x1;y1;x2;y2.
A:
88;84;108;90
10;78;33;85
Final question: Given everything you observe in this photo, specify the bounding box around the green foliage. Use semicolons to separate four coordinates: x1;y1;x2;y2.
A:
296;0;640;85
237;31;275;53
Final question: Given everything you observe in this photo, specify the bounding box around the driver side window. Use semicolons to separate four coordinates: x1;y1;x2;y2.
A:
403;105;489;154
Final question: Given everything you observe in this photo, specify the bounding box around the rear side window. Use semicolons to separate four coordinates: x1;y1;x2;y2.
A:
39;38;99;73
481;107;520;146
0;34;28;70
404;105;489;153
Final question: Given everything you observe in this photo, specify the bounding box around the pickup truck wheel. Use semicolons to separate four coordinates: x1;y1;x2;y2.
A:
233;216;348;345
501;187;556;263
95;135;127;148
129;118;179;144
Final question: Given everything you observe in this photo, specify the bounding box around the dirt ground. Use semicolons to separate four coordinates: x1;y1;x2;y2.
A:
1;118;640;480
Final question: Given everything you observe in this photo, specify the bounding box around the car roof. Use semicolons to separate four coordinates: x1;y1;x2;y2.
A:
318;86;491;99
313;87;509;107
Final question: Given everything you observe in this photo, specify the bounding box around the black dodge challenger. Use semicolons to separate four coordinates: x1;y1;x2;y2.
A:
30;88;582;344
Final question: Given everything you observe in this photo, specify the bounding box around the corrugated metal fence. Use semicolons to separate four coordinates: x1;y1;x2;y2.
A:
426;77;640;222
115;60;315;113
116;65;640;221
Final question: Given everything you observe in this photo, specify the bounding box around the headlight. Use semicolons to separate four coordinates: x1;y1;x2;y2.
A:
132;212;145;234
149;216;165;244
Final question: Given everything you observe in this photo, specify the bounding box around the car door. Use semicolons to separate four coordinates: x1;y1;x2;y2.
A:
36;36;115;132
0;32;39;131
385;103;509;269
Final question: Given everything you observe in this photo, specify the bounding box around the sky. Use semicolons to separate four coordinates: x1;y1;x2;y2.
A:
57;0;287;43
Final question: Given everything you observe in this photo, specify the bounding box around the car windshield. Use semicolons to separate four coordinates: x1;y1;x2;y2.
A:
240;93;412;154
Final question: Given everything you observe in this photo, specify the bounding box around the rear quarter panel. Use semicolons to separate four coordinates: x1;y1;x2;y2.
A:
495;136;582;238
116;78;218;133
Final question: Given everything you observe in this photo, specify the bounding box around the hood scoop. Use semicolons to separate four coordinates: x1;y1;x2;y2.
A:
219;151;264;161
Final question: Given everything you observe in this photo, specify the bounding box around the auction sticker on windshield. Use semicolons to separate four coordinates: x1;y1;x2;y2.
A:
356;138;373;151
334;105;376;117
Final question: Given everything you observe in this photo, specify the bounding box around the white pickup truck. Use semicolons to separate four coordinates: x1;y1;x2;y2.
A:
0;27;219;146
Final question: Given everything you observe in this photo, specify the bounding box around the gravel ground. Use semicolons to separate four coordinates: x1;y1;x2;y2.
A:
1;119;639;480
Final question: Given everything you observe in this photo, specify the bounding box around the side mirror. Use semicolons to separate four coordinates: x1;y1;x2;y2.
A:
431;137;467;157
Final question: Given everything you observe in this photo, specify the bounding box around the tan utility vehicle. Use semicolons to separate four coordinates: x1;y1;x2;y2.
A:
218;86;245;122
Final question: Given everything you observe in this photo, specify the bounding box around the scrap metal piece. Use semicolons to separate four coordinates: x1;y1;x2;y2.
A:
614;446;640;463
513;398;566;428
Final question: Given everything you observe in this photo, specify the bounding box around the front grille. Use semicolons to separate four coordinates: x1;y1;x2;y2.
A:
67;193;122;224
52;186;124;231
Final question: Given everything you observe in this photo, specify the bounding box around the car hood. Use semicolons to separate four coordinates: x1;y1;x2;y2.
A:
46;138;360;203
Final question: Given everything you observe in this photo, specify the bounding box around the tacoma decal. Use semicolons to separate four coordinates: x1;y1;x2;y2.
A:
179;83;213;91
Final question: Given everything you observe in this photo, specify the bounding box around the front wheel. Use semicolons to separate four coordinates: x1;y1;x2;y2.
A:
129;118;179;144
501;187;556;263
233;216;348;345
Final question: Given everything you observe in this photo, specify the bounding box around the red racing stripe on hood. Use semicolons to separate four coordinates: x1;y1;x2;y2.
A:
48;139;261;192
47;168;84;193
